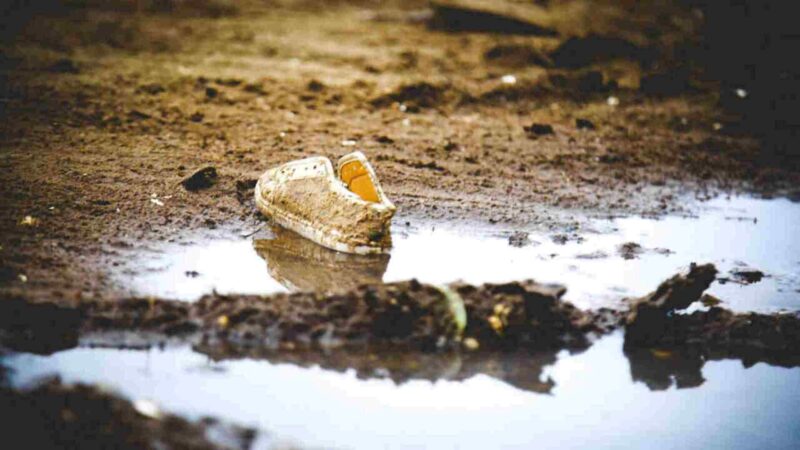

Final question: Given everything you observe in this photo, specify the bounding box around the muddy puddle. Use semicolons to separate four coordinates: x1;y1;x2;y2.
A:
4;333;799;450
118;196;800;312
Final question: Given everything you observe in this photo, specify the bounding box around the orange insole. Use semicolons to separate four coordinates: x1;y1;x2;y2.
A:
340;160;380;203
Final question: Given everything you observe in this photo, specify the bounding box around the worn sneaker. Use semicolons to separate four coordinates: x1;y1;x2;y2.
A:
255;151;396;254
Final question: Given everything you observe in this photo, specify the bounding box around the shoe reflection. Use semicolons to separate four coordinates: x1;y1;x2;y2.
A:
253;226;390;293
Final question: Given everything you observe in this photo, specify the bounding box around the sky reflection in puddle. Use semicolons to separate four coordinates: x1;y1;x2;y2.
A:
119;196;800;311
5;334;800;450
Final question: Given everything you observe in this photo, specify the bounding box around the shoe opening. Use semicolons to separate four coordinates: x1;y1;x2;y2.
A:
339;160;380;203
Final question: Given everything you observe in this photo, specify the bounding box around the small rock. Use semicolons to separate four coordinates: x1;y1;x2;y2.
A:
133;399;162;419
19;216;38;226
181;166;218;191
575;118;596;130
508;231;530;247
618;242;644;260
374;135;394;144
523;123;554;136
463;337;480;351
49;58;79;74
138;83;165;95
730;268;765;285
185;270;200;278
205;87;219;99
501;74;517;85
307;80;325;92
189;112;204;123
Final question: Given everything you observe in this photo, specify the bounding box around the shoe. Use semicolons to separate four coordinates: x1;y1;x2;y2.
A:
255;151;396;254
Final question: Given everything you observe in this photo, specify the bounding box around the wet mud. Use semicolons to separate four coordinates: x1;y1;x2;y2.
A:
2;267;798;367
0;378;258;450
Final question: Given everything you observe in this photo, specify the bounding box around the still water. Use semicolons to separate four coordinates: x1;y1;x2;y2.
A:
5;333;800;450
119;196;800;311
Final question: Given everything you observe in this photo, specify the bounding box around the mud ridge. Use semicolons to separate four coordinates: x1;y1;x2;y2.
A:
2;269;799;366
0;378;258;450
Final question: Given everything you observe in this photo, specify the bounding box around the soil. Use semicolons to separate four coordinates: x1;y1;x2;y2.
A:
1;0;799;301
0;378;259;450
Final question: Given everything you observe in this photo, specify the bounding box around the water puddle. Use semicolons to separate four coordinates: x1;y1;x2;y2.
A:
4;334;799;450
117;196;800;311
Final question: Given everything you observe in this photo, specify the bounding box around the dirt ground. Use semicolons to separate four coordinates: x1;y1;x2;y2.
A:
2;0;800;302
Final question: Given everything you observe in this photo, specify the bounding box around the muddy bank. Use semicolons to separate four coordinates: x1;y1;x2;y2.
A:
2;269;799;367
0;378;258;450
625;264;800;367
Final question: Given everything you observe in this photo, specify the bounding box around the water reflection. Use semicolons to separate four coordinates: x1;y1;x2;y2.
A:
121;196;800;312
197;343;563;394
253;226;389;293
5;335;800;450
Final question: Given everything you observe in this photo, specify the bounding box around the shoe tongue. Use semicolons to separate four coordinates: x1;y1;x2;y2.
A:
340;160;380;203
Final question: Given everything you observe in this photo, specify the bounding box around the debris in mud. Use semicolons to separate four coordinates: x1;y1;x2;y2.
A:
508;231;531;248
0;379;258;450
427;1;557;37
18;215;38;227
549;35;655;69
180;166;218;191
523;123;554;137
454;281;600;350
575;118;596;130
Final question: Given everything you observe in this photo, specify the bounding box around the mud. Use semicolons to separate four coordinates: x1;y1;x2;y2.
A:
0;378;258;450
625;264;800;367
3;268;798;368
2;0;800;300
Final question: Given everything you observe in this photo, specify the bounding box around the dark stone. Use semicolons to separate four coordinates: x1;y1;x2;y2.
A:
307;80;325;92
523;123;554;136
180;166;218;191
576;118;596;130
48;58;79;74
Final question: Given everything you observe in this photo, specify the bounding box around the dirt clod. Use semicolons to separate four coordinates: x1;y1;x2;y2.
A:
523;123;554;137
575;118;596;130
181;166;218;191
